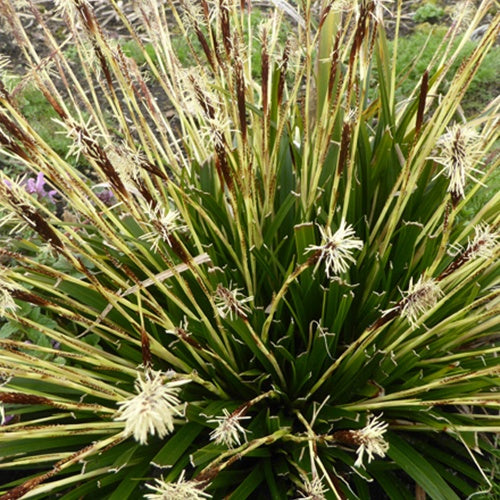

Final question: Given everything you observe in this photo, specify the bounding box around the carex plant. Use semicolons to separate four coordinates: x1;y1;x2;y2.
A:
0;0;498;498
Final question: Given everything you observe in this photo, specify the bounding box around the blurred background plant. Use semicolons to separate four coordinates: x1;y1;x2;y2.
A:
413;2;445;24
0;0;498;499
386;25;500;115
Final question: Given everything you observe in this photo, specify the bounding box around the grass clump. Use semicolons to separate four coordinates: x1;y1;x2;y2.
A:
120;40;159;68
413;3;445;24
0;0;499;499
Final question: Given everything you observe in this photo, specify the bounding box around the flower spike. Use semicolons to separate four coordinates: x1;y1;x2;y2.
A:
431;124;484;201
214;284;253;320
306;220;363;279
352;414;389;468
114;370;188;445
296;474;327;499
208;408;250;448
144;471;211;500
399;276;443;328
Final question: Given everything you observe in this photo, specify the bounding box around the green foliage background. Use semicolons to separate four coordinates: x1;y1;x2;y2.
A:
0;0;498;498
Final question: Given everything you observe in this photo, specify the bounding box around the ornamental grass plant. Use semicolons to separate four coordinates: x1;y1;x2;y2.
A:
0;0;499;498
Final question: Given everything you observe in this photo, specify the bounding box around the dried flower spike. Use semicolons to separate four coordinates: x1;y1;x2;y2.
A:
399;276;443;328
144;471;212;500
306;220;363;279
208;408;250;448
114;370;188;445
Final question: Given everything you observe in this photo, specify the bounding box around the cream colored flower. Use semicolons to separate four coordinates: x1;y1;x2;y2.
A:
56;117;101;163
0;268;19;317
144;471;211;500
54;0;89;24
399;276;443;328
114;370;188;445
431;124;484;199
106;145;144;184
140;205;187;252
466;223;498;260
0;289;17;317
352;414;389;468
306;220;363;278
208;408;250;448
296;474;327;499
214;284;253;320
329;0;356;13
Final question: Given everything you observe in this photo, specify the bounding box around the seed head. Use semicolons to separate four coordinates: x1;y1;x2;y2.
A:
114;370;188;445
54;0;91;26
306;220;363;278
329;0;356;13
208;408;250;448
181;0;207;31
144;471;212;500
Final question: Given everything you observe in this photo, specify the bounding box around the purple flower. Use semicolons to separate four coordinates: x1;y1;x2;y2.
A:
96;188;116;205
1;414;15;426
25;173;57;203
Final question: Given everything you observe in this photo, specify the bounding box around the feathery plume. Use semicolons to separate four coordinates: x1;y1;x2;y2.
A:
144;471;211;500
352;414;389;468
208;408;250;448
399;276;443;328
114;370;188;445
214;284;253;320
431;124;484;200
306;220;363;278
